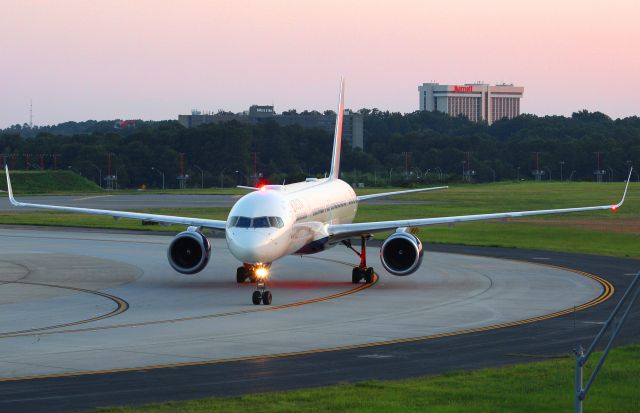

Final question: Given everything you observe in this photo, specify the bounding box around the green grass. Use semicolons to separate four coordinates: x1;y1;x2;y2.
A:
91;344;640;412
0;170;101;194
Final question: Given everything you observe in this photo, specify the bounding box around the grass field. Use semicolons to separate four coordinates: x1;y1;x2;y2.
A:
2;181;638;258
91;344;639;413
0;170;101;194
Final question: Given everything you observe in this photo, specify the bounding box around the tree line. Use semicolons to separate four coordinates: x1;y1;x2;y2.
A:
1;109;639;188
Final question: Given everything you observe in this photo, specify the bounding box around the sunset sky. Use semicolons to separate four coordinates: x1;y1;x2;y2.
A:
1;0;639;127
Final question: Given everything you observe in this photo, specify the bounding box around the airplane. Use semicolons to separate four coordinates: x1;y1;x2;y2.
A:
4;80;632;305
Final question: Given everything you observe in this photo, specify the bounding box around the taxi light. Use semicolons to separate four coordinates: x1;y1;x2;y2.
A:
255;266;269;279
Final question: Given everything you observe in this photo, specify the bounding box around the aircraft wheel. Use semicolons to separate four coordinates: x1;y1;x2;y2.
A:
364;267;374;284
252;291;262;305
236;267;248;283
352;267;362;284
262;291;272;305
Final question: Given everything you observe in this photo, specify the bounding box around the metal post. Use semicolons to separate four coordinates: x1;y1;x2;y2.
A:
573;271;640;412
574;345;584;413
151;167;164;190
90;163;102;188
194;165;204;189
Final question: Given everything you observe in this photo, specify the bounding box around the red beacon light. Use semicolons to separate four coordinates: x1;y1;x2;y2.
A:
610;205;619;212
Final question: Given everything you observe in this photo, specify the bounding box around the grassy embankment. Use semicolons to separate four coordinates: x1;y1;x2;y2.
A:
0;170;101;194
1;180;638;258
91;344;640;413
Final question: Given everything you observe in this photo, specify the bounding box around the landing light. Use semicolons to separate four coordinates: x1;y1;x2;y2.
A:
255;266;269;279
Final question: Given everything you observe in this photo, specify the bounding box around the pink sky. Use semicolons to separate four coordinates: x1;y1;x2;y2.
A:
1;0;639;127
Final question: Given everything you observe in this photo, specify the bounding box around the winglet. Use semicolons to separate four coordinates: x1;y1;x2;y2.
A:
5;165;18;206
328;78;345;180
611;167;633;211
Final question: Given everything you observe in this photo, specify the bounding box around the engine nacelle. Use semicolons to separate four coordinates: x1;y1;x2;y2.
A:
167;230;212;274
379;231;424;276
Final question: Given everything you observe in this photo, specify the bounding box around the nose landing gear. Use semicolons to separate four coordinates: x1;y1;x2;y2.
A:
252;281;272;305
237;264;273;305
343;236;375;284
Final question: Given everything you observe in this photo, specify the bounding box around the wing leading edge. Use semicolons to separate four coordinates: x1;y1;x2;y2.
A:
4;166;227;231
329;169;633;241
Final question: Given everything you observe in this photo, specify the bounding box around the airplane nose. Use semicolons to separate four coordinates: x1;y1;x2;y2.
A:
227;231;278;263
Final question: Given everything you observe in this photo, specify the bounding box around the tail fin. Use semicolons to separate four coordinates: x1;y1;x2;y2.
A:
329;78;345;180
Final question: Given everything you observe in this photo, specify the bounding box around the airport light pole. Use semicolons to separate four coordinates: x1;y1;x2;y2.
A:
151;167;165;190
488;167;496;183
90;163;102;188
194;165;204;189
434;166;443;182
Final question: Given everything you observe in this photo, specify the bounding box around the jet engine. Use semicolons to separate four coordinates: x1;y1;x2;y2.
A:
167;229;212;274
379;230;424;276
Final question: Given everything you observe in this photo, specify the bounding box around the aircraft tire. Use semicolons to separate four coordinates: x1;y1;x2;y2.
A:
252;291;262;305
236;267;248;283
364;268;374;284
262;291;272;305
351;267;362;284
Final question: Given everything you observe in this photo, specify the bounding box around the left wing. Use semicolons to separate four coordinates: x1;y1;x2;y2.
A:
328;169;632;241
357;186;448;202
4;166;227;231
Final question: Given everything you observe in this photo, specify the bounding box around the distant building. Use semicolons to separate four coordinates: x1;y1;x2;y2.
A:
178;106;364;149
114;119;137;129
418;83;524;125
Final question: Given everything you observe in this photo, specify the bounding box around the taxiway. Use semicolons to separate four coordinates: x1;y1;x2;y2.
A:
0;228;637;412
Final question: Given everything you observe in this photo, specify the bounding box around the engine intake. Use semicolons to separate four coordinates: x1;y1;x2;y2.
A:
167;230;212;274
379;231;423;276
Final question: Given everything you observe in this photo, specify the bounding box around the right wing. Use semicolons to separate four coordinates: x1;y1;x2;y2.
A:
329;169;632;241
5;166;227;231
357;186;448;202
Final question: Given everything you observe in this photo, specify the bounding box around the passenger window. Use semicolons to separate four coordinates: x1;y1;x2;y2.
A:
252;217;270;228
236;216;251;228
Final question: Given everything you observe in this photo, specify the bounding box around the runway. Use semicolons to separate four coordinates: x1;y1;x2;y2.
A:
0;228;637;412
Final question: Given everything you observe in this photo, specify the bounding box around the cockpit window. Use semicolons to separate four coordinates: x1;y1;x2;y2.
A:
252;216;270;228
236;216;252;228
229;216;285;228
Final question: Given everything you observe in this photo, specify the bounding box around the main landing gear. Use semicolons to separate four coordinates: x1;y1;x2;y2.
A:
236;264;273;305
343;236;375;284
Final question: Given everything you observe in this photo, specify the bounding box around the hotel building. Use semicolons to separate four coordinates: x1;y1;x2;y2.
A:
418;83;524;124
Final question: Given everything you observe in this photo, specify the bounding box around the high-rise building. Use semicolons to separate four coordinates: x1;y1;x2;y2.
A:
418;83;524;125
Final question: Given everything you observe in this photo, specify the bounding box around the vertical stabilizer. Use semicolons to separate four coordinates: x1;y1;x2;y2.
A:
329;79;345;180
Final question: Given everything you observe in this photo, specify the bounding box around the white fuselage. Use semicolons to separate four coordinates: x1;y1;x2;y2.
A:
225;178;357;265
